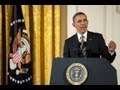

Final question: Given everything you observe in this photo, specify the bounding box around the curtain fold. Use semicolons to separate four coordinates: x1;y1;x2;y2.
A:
0;5;12;85
0;5;3;85
44;5;53;85
5;5;12;85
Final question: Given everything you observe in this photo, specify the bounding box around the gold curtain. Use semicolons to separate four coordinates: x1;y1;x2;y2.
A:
0;5;2;85
0;5;61;85
23;5;61;85
0;5;12;85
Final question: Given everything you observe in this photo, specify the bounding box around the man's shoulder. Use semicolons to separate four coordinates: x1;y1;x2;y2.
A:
88;31;102;36
65;33;77;41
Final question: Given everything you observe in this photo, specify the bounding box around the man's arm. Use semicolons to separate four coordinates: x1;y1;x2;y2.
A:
63;40;70;57
108;41;116;55
98;34;116;63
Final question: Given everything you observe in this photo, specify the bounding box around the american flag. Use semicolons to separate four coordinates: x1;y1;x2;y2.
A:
13;51;22;64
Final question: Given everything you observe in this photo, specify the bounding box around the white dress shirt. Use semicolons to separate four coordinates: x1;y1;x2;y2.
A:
77;31;88;42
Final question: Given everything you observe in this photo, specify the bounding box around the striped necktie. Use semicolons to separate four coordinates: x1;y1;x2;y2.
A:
80;35;85;50
80;36;86;58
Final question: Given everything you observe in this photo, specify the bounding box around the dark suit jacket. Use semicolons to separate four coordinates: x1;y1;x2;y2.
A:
63;31;116;63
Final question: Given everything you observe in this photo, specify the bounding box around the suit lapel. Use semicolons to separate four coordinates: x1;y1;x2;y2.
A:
73;33;79;43
71;33;80;49
87;31;93;50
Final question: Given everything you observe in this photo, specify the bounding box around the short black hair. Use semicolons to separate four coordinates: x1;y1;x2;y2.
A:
73;12;87;22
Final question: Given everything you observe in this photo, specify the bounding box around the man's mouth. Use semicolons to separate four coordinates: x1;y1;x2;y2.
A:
81;26;86;29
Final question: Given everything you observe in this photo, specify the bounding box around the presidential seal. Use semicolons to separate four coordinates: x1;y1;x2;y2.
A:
66;63;88;85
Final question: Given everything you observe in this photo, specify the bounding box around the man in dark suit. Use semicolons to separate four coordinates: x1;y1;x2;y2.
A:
63;12;116;63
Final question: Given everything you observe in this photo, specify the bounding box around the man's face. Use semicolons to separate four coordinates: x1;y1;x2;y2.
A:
72;14;88;34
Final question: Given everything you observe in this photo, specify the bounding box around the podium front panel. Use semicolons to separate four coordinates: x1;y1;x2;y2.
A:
50;58;117;85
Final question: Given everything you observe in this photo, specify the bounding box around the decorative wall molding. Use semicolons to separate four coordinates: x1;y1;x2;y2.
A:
116;5;120;14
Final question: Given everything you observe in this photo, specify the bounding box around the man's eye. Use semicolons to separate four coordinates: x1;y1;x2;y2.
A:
78;20;81;23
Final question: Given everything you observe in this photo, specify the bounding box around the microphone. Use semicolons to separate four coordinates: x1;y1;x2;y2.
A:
73;42;88;58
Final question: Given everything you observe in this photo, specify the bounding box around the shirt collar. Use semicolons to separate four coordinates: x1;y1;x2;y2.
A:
77;31;88;42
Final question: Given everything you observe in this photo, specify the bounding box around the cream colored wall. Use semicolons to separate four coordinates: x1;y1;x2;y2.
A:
67;5;120;85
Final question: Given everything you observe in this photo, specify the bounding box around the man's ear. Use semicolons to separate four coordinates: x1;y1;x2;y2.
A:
87;20;89;25
72;23;75;27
